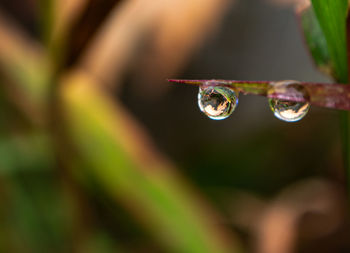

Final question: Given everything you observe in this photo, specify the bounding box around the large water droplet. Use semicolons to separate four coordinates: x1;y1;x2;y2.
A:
198;85;238;120
268;80;310;122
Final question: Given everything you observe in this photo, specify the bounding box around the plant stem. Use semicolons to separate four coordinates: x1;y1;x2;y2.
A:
343;13;350;205
340;112;350;202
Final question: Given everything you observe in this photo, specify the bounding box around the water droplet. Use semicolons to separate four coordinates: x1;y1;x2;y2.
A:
268;80;310;122
198;85;238;120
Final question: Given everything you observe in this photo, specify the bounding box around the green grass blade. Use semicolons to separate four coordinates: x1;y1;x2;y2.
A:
309;0;350;201
311;0;348;83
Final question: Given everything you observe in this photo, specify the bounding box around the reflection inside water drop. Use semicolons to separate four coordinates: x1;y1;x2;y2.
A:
268;99;310;122
198;85;238;120
268;80;310;122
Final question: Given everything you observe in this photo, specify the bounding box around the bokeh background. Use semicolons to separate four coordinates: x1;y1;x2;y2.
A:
0;0;349;252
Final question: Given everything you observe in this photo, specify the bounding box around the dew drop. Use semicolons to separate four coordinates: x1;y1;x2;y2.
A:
198;85;238;120
268;80;310;122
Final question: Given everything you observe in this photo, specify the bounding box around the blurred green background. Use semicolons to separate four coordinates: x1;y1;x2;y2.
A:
0;0;349;252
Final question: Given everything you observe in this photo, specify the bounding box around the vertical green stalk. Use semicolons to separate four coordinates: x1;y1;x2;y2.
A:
310;0;350;200
345;15;350;203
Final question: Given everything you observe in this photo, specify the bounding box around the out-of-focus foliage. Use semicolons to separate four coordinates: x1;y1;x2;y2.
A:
0;0;243;252
0;0;349;253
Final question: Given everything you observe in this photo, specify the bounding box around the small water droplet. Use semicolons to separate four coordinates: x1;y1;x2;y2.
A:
198;85;238;120
268;80;310;122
